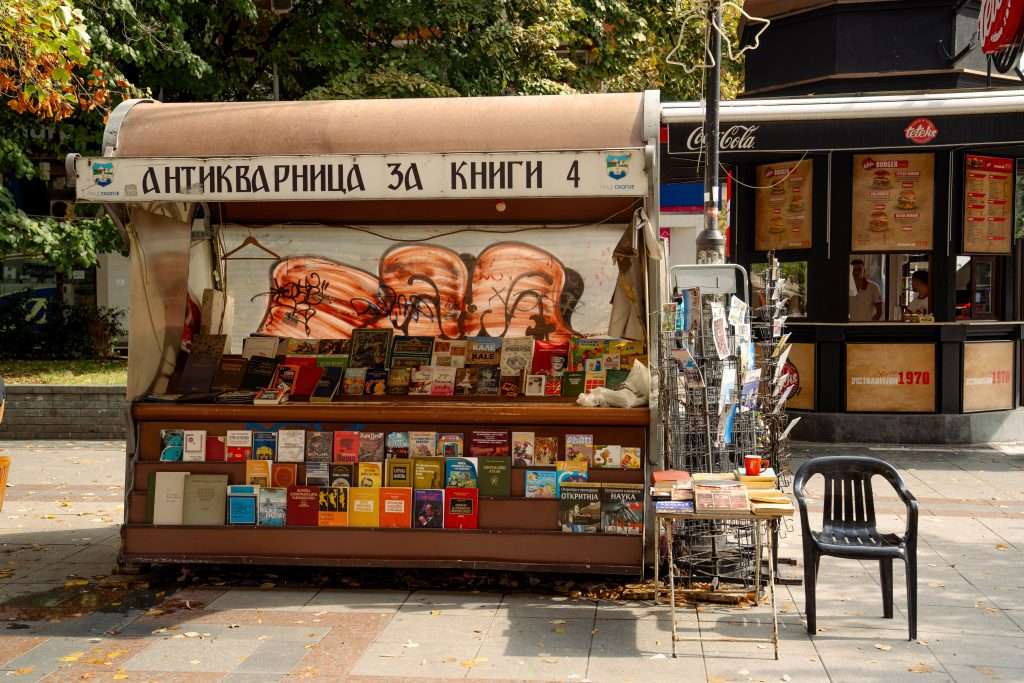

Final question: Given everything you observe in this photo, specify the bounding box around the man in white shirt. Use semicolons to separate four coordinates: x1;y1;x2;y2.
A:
906;270;929;314
849;259;883;321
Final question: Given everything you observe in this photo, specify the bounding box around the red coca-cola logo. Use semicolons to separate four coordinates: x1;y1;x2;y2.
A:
980;0;1024;54
905;118;938;144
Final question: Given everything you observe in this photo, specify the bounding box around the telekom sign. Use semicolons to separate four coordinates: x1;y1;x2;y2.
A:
980;0;1024;54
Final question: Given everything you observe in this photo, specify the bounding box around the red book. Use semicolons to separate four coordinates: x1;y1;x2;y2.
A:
290;364;323;400
469;430;510;457
286;485;320;526
272;463;298;488
205;435;225;462
333;431;360;463
443;488;479;529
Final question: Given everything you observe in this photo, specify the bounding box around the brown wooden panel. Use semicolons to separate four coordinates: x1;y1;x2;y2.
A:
479;499;559;531
122;526;642;573
846;343;936;413
963;341;1015;412
128;492;147;524
133;402;651;427
787;342;816;410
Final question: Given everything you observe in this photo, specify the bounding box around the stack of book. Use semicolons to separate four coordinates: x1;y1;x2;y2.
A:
693;479;750;513
651;470;695;514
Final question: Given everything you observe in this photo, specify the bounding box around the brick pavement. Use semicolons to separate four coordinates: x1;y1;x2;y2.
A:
1;439;1024;682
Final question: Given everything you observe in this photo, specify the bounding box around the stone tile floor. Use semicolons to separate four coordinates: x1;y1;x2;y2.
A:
1;439;1024;681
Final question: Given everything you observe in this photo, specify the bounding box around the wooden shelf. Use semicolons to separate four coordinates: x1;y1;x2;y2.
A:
121;525;643;574
132;401;651;427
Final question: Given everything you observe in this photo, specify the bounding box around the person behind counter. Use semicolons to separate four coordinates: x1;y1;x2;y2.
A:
905;270;930;315
849;258;883;321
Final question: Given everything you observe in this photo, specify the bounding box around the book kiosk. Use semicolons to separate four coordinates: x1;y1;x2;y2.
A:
69;92;663;574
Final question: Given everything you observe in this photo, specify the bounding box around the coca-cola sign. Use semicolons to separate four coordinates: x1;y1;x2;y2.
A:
686;125;760;151
980;0;1024;54
904;118;938;144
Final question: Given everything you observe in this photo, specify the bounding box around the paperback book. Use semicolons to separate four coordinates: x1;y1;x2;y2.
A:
500;373;523;397
413;489;444;528
475;366;500;395
601;484;644;535
444;457;478;488
329;463;354;487
385;431;410;458
183;474;228;526
258;487;287;526
565;434;594;463
431;339;467;368
532;340;569;376
592;444;622;469
561;372;586;398
407;366;434;395
225;430;253;462
309;367;343;402
342;367;368;395
286;486;320;526
349;487;379;527
469;430;510;457
467;336;502;365
431;366;457;396
478;457;511;497
386;367;412;394
183;429;207;462
390;335;434;369
252;431;277;460
271;463;298;488
227;485;259;525
159;429;184;462
318;486;349;526
379;487;413;528
621;446;642;469
386;459;413;487
409;431;437;458
436;432;464;458
333;431;360;463
364;368;388;396
499;337;535;376
556;460;589;496
276;429;306;463
511;431;535;467
305;431;333;463
524;374;546;397
412;458;444;489
558;482;602;533
305;462;330;487
525;469;557;499
357;462;383;488
358;431;386;462
246;460;272;487
454;367;477;396
534;437;558;465
349;328;393;369
444;488;479;529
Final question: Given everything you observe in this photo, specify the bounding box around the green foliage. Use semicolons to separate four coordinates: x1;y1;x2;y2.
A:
0;288;126;359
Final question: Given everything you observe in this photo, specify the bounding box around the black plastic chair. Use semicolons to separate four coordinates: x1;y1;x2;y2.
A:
793;456;919;640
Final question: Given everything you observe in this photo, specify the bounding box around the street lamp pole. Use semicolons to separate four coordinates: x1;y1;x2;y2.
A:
696;0;725;264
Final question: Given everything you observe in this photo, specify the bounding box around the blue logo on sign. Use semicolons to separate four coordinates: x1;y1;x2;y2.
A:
92;161;114;187
606;153;630;180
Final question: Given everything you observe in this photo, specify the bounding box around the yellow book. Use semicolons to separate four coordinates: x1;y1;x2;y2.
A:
349;487;380;527
245;460;271;487
357;462;383;488
412;457;444;489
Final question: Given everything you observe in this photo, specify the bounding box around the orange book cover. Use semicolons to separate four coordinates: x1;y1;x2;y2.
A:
271;463;298;488
348;487;379;527
379;487;412;528
318;486;349;527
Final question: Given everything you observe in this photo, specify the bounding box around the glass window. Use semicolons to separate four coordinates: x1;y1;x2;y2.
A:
849;254;931;321
752;261;807;318
889;254;930;320
956;256;999;320
849;255;885;321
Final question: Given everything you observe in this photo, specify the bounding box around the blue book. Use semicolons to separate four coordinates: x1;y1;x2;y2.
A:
253;431;277;460
258;488;287;527
444;457;478;488
655;500;695;514
525;469;557;499
159;429;184;462
227;485;258;525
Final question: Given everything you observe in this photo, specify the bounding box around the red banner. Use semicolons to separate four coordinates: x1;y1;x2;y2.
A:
981;0;1024;54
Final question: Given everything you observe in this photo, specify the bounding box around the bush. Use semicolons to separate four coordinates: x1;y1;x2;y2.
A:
0;289;125;360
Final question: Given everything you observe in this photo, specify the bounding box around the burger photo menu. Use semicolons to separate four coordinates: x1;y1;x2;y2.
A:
754;159;813;251
851;154;934;251
963;154;1012;254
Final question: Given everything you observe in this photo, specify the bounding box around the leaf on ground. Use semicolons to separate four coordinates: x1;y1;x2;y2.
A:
402;640;419;648
650;653;666;660
189;659;200;665
183;631;200;639
460;657;488;668
553;625;566;634
144;608;164;617
874;644;892;652
995;543;1009;551
63;578;89;588
908;662;934;673
15;667;34;675
259;582;276;589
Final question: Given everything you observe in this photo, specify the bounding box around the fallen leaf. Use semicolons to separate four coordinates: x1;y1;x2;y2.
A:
259;582;276;589
541;657;560;664
650;653;666;660
995;543;1009;551
402;640;419;648
908;662;934;673
874;644;892;652
550;619;567;624
59;651;85;662
183;631;200;639
553;625;566;634
64;578;89;589
144;609;164;617
228;624;240;629
15;667;34;675
460;657;488;669
189;659;200;665
430;609;442;616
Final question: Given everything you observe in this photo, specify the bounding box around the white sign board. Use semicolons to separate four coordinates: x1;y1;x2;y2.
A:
74;150;647;202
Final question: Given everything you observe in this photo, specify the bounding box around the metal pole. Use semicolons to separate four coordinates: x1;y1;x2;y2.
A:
696;0;726;264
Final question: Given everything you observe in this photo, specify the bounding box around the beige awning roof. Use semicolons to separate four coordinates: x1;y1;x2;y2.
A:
110;93;646;157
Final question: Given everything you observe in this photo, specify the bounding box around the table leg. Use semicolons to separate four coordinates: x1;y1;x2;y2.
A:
654;515;660;594
754;519;763;603
768;520;779;660
667;517;677;659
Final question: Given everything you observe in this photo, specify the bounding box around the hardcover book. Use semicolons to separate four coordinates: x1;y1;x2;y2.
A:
152;471;189;525
333;431;360;463
621;446;642;469
601;484;644;535
390;336;435;369
242;335;281;359
431;366;457;396
478;457;511;497
203;438;224;464
309;366;343;403
316;354;350;369
609;339;645;368
213;356;248;390
227;484;259;525
559;482;602;533
349;328;394;369
565;434;594;463
467;336;502;365
385;431;410;458
475;366;500;395
342;367;368;395
412;457;444;489
178;334;227;394
592;444;622;469
318;338;350;356
454;367;477;396
348;487;379;527
561;371;586;398
444;457;478;488
268;363;301;394
431;339;467;368
286;485;320;526
386;459;413;487
305;431;334;463
407;366;434;395
499;336;535;376
290;362;324;398
605;368;630;390
225;430;253;462
499;373;523;397
358;431;386;462
357;461;383;488
532;340;570;376
240;355;280;390
413;489;444;528
409;431;437;458
584;370;607;392
285;338;319;355
160;429;184;462
246;459;272;487
329;463;354;487
436;433;464;458
271;462;298;488
469;430;510;457
379;487;413;528
183;430;207;462
318;486;349;526
277;429;306;463
252;431;277;460
444;488;479;529
258;487;287;526
364;368;389;396
524;469;557;499
386;367;412;395
534;437;558;465
305;462;330;487
543;375;563;397
556;460;589;496
253;387;288;405
571;338;607;372
524;374;546;397
511;432;535;467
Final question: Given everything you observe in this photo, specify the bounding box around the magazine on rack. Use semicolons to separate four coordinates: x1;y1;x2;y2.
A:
710;302;730;360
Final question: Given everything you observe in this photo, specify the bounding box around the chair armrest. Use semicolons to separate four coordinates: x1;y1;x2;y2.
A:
903;490;919;543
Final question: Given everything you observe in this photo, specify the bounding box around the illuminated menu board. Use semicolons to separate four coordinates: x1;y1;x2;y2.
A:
963;155;1013;254
754;159;813;251
851;154;934;252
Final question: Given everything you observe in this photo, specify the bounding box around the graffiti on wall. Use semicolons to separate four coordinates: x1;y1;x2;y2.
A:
255;242;584;342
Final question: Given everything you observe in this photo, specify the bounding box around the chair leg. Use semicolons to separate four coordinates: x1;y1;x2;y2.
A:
880;558;894;618
905;551;917;641
803;548;817;637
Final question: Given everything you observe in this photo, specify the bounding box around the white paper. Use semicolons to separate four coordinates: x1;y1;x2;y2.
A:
728;295;748;327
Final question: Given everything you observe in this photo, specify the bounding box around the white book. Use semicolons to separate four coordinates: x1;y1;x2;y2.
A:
225;430;253;448
183;430;207;462
152;472;189;525
511;431;535;467
277;429;306;462
242;335;281;359
500;337;535;376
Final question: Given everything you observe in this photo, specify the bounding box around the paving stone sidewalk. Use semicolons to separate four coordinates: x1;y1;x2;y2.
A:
1;439;1024;682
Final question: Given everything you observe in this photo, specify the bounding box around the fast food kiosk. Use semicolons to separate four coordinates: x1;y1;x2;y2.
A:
663;90;1024;443
69;92;663;572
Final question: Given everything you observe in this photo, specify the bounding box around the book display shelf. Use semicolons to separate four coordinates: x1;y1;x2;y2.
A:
126;401;648;574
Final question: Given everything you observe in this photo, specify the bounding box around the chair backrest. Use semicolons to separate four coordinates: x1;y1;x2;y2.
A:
793;456;906;533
